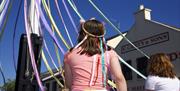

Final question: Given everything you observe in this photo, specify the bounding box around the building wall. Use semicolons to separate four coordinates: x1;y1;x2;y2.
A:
115;19;180;91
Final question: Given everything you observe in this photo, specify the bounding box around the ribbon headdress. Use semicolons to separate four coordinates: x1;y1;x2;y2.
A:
75;18;106;48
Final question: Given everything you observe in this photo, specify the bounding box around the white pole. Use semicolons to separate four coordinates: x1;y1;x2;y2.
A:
29;0;40;36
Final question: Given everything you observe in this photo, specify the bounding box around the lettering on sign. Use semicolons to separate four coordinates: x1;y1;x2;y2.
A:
129;85;144;91
168;51;180;61
121;32;169;54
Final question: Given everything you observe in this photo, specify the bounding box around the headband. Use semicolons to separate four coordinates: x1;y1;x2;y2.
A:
82;21;106;38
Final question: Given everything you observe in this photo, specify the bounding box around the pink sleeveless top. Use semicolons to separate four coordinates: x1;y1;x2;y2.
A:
65;48;117;90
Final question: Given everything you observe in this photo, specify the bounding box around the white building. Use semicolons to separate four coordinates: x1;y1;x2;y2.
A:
107;5;180;91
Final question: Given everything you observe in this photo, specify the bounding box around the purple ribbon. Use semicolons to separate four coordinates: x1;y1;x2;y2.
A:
24;0;45;91
0;0;9;30
54;0;75;47
43;38;59;70
62;0;78;34
35;0;65;54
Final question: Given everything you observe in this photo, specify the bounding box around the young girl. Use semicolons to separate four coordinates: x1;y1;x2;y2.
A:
64;19;127;91
145;53;180;91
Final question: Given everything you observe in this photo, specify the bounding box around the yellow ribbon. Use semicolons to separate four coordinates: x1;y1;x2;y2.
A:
42;0;70;49
41;50;64;88
108;80;116;88
0;0;6;12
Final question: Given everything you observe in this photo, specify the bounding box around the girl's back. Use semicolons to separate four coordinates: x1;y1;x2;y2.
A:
65;47;117;90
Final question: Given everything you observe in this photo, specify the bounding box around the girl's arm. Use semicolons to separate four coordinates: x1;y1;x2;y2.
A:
110;50;127;91
64;54;72;89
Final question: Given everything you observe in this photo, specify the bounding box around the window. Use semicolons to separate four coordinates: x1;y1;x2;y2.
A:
136;56;148;79
52;81;57;91
121;60;132;80
45;83;50;91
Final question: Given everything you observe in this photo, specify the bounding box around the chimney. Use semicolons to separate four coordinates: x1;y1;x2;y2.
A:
134;5;151;21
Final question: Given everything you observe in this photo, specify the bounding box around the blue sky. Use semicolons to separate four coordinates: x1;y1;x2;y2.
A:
0;0;180;86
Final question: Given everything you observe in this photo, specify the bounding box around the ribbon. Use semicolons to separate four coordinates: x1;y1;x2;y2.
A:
88;0;149;59
67;0;84;20
24;0;45;90
43;40;59;71
50;26;63;73
37;1;65;87
54;42;63;72
39;19;64;87
0;0;9;29
100;38;106;87
0;0;6;12
35;0;66;54
41;0;70;49
118;55;147;79
89;55;97;86
41;51;64;87
62;0;79;34
54;0;74;47
46;0;63;73
70;0;78;11
0;61;6;85
0;0;9;39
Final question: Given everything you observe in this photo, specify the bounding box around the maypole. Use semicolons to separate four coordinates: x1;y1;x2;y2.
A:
15;0;43;91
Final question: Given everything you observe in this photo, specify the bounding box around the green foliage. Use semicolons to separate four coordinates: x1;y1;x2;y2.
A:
0;79;15;91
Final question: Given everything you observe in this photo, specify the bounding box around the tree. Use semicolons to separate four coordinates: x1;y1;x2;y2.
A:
0;79;15;91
